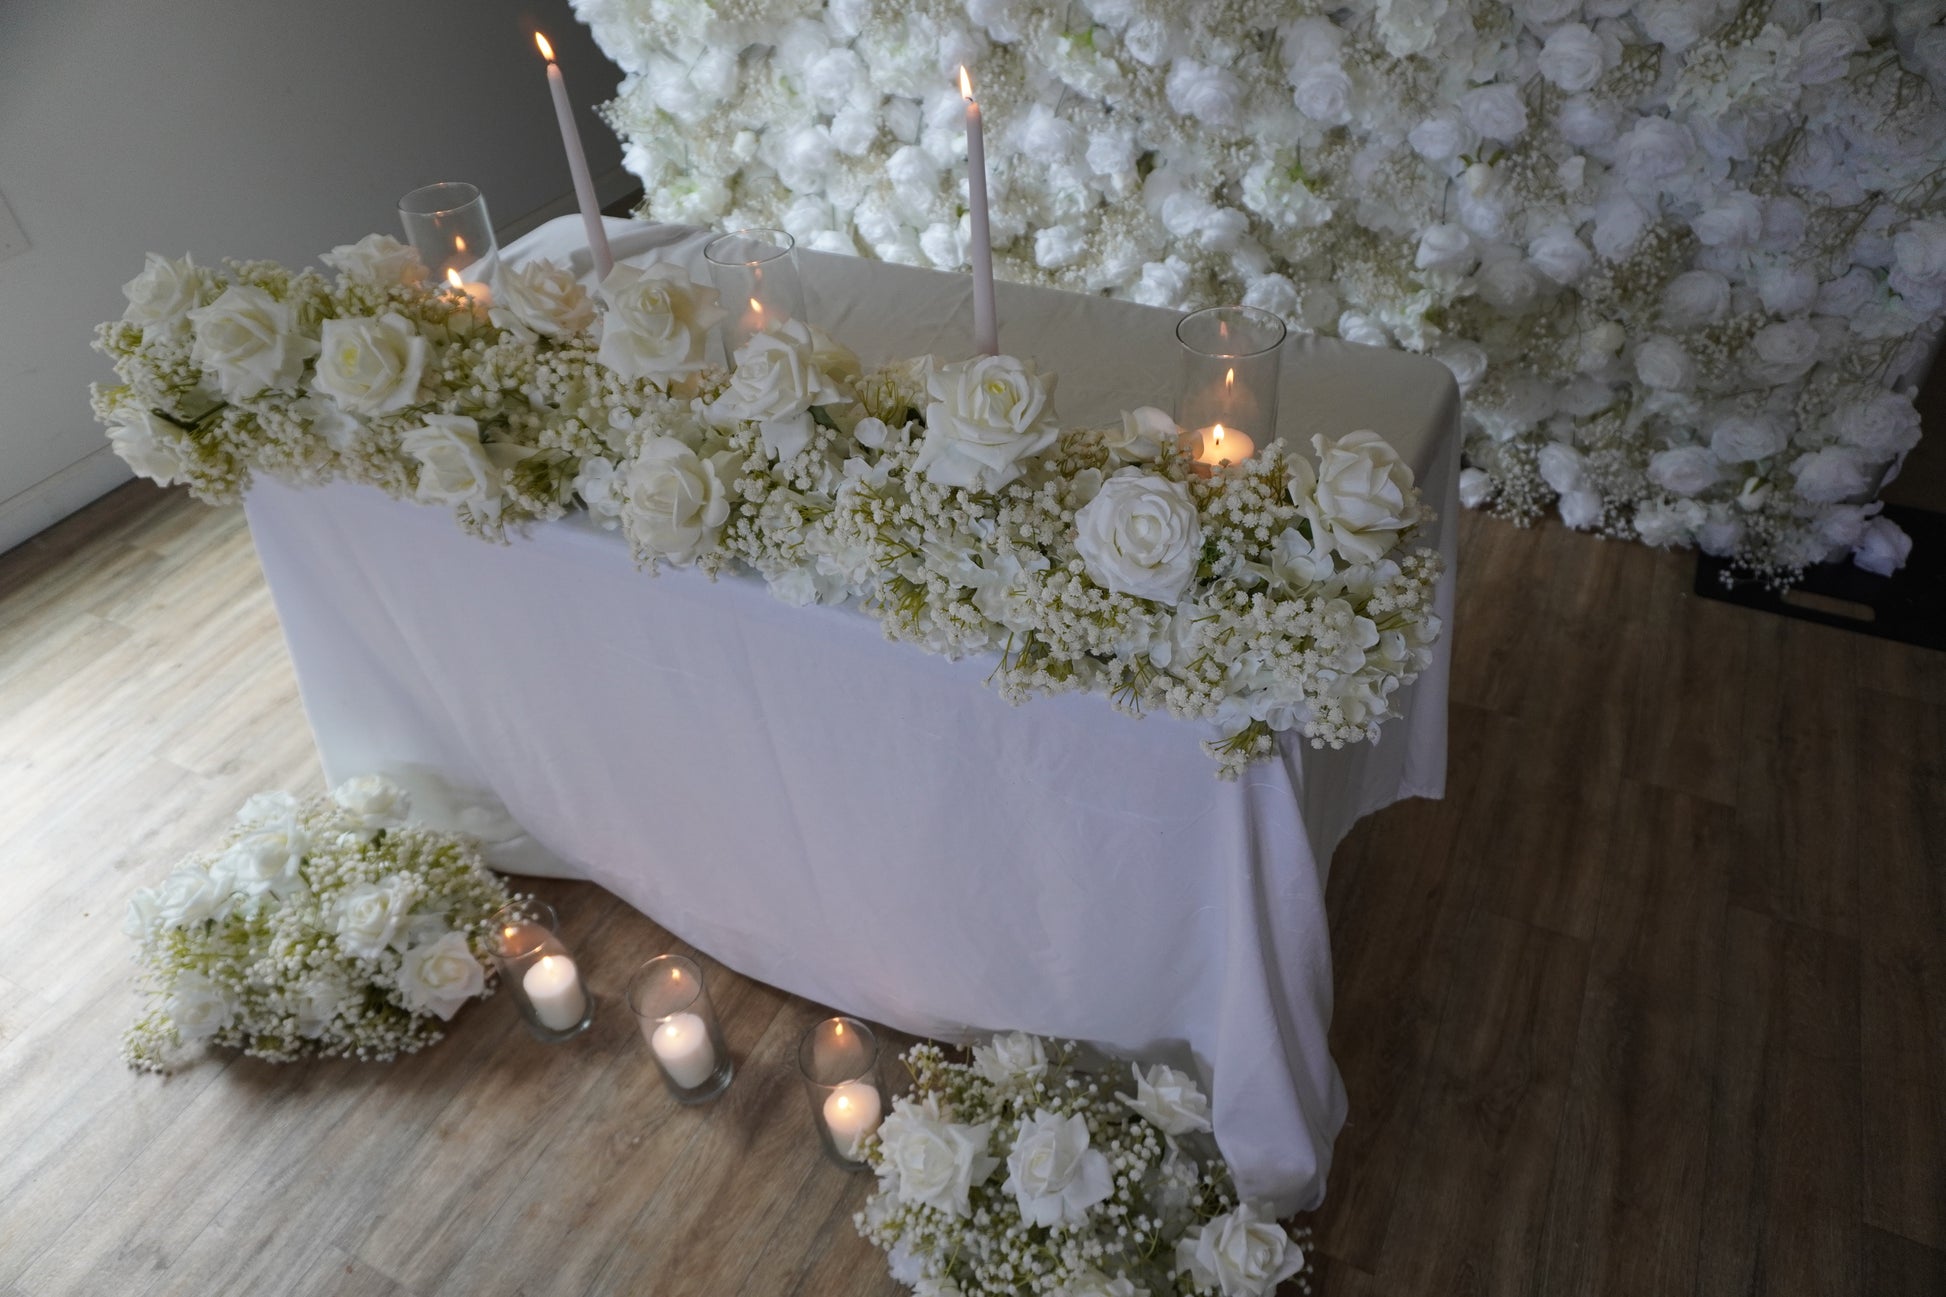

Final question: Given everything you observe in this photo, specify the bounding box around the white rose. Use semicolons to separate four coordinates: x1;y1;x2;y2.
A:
1337;311;1391;349
236;790;298;826
188;284;319;401
597;260;728;381
1817;270;1875;318
311;313;428;416
224;819;308;900
1538;442;1587;496
1305;430;1422;563
1577;320;1627;373
1435;342;1489;392
1176;1205;1304;1297
1035;224;1090;270
619;435;730;564
1592;195;1651;261
1893;219;1946;286
1754;263;1818;316
1539;23;1608;92
1634;335;1693;391
1816;503;1875;549
396;930;487;1021
321;233;427;287
1709;414;1786;463
121;252;202;326
1692;192;1765;249
1795;18;1862;85
490;257;597;340
1515;0;1582;23
106;406;193;485
169;972;237;1043
875;1098;998;1218
1117;1061;1213;1135
1662;270;1731;327
1615;117;1692;184
1647;446;1718;497
972;1031;1050;1085
1737;476;1773;512
401;414;528;514
1792;446;1879;504
1408;114;1470;162
1291;64;1354;125
1004;1109;1115;1228
1414;223;1475;273
712;319;854;461
331;774;411;829
1460;84;1528;142
1633;498;1705;547
1059;1270;1139;1297
292;977;351;1038
1477;256;1544;313
1166;58;1243;128
1103;406;1177;464
124;888;162;940
332;874;416;960
916;354;1060;492
1271;522;1335;586
1836;394;1923;458
1559;488;1604;530
1853;517;1912;576
153;864;232;929
1074;469;1202;605
1748;320;1821;382
1458;466;1495;508
1528;227;1592;285
1557;95;1619;148
1639;0;1703;49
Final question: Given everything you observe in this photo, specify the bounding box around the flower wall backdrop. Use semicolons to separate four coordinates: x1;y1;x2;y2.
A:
575;0;1945;581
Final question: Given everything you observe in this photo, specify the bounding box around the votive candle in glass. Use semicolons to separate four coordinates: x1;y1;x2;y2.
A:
798;1015;887;1167
627;955;735;1103
703;228;804;363
487;899;594;1041
399;182;499;300
1176;305;1285;469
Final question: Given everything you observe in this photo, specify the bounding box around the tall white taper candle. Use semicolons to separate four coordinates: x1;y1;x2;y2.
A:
960;66;998;357
536;32;614;283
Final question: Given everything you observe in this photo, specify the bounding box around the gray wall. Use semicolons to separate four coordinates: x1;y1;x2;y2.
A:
0;0;630;551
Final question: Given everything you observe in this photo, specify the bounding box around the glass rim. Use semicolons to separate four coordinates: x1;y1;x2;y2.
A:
703;227;796;268
626;954;705;1021
399;182;485;218
486;899;558;956
1175;305;1287;360
796;1015;879;1086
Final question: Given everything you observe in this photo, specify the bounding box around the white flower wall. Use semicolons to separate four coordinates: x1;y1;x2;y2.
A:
575;0;1946;579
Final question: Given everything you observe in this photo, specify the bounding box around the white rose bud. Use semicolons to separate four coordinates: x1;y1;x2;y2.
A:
1408;114;1470;162
1748;320;1821;382
1615;117;1692;183
1892;218;1946;286
1166;58;1244;128
1538;442;1587;496
1074;469;1203;606
169;972;238;1043
1528;227;1592;285
1557;95;1619;148
1559;488;1604;530
1477;255;1544;313
1291;64;1355;125
1414;223;1475;273
1692;191;1765;249
1117;1061;1214;1135
331;774;411;829
1103;405;1178;464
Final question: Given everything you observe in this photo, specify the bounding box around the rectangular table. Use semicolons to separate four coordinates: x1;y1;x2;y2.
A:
244;216;1460;1213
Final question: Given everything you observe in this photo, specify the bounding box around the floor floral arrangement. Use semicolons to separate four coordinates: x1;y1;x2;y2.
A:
122;776;514;1071
859;1034;1312;1297
577;0;1941;584
94;238;1443;775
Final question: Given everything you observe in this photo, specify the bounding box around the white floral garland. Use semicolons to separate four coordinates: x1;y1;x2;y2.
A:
576;0;1944;583
95;237;1443;776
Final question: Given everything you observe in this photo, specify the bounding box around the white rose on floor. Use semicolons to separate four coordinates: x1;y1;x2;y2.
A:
711;320;854;461
170;972;237;1043
396;930;486;1020
1539;24;1608;92
875;1098;997;1218
972;1031;1051;1086
1837;393;1923;458
188;284;319;401
597;260;728;381
122;252;202;327
1103;406;1178;464
1304;430;1421;564
916;354;1060;492
1458;466;1494;508
1538;442;1587;496
619;435;730;563
1709;414;1786;463
1117;1061;1214;1135
402;414;529;515
1853;516;1912;576
1792;446;1879;504
1005;1109;1114;1228
1647;446;1718;497
321;233;427;287
1176;1204;1304;1297
154;864;232;929
1662;270;1731;327
332;875;416;960
491;258;597;340
224;819;308;900
1460;84;1527;142
331;774;411;829
311;313;428;416
1074;470;1203;606
1634;336;1693;391
1414;223;1474;273
106;407;193;486
292;977;351;1038
1559;488;1604;530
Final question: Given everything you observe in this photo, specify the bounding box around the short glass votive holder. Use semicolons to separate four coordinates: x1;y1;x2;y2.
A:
704;228;804;361
1176;305;1286;464
399;181;499;295
797;1015;886;1168
487;899;595;1042
627;955;734;1104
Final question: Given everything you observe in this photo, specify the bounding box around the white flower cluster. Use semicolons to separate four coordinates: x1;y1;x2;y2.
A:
121;775;514;1071
95;242;1443;775
579;0;1944;583
858;1034;1312;1297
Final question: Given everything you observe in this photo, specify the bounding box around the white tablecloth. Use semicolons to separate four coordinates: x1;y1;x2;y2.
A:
243;216;1460;1213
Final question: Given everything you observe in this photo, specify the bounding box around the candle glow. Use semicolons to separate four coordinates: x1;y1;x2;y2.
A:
534;31;555;61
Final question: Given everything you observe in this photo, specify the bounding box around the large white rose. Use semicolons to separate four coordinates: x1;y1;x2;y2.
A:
153;864;233;929
1748;320;1821;382
1661;270;1731;327
1614;116;1692;184
1537;442;1587;496
1539;23;1608;92
321;233;427;287
1853;516;1912;576
396;930;487;1021
122;252;202;327
1709;414;1786;464
1290;63;1354;126
490;257;597;340
1408;114;1469;162
710;319;854;461
332;874;417;960
1004;1109;1114;1228
106;407;193;485
1692;192;1765;249
1460;84;1527;142
1634;336;1693;391
331;774;411;829
597;260;728;380
618;435;730;564
223;818;309;900
1304;430;1422;564
169;972;238;1043
401;414;529;515
1836;394;1923;459
1118;1061;1214;1136
1647;446;1718;497
1414;223;1474;273
874;1098;998;1218
1176;1205;1304;1297
311;313;428;416
1792;446;1879;504
1477;256;1544;313
1073;469;1203;606
915;354;1061;492
972;1031;1050;1086
1166;58;1243;128
1528;227;1592;285
188;284;319;400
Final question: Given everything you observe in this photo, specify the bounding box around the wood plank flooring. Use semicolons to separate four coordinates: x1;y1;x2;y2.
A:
0;480;1940;1296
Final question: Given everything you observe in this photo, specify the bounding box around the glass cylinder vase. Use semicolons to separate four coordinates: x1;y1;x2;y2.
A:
797;1015;886;1167
487;899;594;1042
627;955;735;1104
703;228;804;362
1175;305;1286;469
399;182;499;299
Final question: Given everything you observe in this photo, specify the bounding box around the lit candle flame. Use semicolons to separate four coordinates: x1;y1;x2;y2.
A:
447;268;465;290
1212;424;1227;447
534;31;556;61
959;65;974;101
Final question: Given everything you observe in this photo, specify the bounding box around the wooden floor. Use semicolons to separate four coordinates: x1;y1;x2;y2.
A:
0;481;1940;1296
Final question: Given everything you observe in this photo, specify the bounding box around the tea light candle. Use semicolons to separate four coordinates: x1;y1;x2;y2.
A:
444;267;492;308
652;1011;718;1088
523;954;586;1031
822;1081;883;1157
1194;422;1255;467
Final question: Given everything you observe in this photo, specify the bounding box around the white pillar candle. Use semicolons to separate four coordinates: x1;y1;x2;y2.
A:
522;954;587;1031
535;32;614;283
651;1011;717;1089
959;66;998;357
822;1081;883;1157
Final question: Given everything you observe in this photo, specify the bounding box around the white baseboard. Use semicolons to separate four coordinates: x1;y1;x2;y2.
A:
0;446;135;556
497;166;638;243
